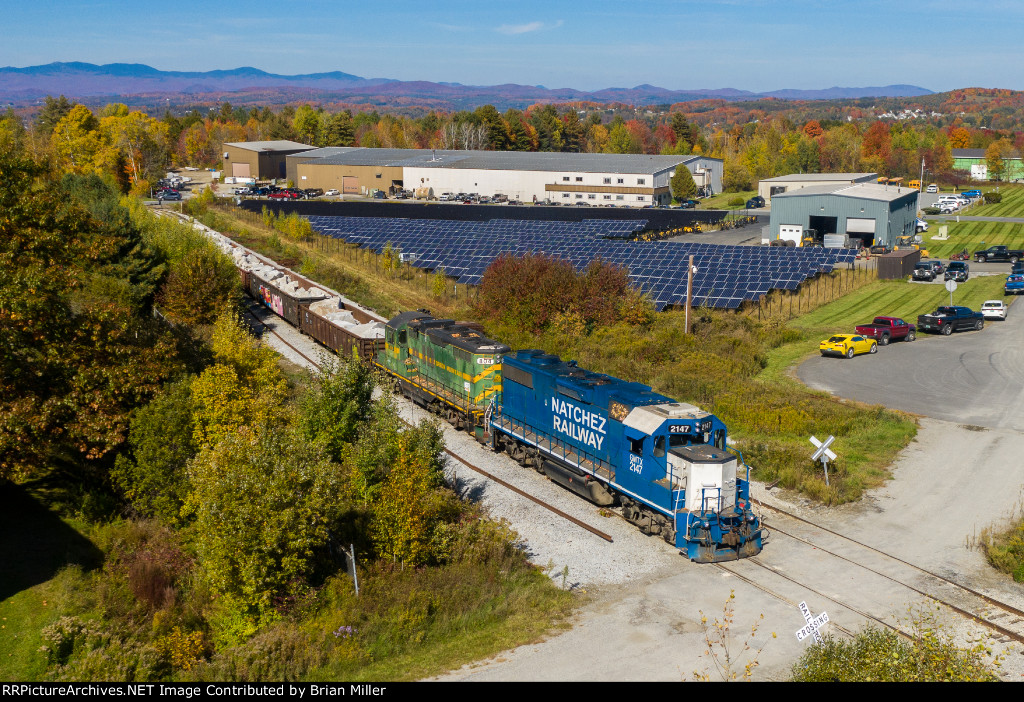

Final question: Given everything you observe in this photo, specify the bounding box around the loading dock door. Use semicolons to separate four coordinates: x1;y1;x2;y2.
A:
232;163;251;178
846;218;876;234
342;176;359;194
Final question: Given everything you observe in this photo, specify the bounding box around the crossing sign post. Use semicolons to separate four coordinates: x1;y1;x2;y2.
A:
810;435;837;487
795;601;829;644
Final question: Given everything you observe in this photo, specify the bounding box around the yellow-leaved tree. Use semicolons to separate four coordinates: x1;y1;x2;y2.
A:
368;423;459;567
189;314;287;450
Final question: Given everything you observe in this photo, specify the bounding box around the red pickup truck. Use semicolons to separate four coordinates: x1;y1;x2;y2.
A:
853;316;916;345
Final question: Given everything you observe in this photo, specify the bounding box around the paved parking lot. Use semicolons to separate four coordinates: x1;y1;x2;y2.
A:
799;300;1024;431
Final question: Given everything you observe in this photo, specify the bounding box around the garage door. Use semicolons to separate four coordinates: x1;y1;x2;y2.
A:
779;225;803;244
343;176;359;194
231;162;251;179
846;218;876;234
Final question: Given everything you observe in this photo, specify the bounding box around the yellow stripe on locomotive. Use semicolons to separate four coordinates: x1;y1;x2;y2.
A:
377;311;510;435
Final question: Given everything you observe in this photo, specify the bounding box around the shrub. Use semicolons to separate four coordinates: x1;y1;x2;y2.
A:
791;612;1000;681
184;622;329;682
727;196;746;207
984;191;1002;204
922;207;940;215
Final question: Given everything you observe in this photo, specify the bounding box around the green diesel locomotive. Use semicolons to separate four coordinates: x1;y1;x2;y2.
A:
377;312;510;438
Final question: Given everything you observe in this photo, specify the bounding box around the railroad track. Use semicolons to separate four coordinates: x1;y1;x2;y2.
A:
243;296;1024;651
752;499;1024;648
240;299;614;545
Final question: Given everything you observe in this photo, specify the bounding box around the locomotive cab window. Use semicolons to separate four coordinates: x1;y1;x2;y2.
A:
713;429;725;449
653;436;666;458
397;330;407;345
629;437;645;456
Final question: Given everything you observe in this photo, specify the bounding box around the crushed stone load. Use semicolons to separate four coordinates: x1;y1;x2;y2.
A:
308;298;385;339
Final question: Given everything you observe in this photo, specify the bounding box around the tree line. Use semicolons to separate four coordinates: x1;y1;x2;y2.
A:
2;94;1020;202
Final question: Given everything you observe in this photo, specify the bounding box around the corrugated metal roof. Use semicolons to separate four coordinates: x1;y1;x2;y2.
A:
287;146;363;159
305;148;717;174
952;149;986;159
771;182;919;203
225;140;315;152
760;172;876;182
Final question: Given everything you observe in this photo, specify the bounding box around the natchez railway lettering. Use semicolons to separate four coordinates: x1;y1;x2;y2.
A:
551;396;607;451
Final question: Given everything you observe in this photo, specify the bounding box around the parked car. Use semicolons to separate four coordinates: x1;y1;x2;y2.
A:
159;190;182;201
926;184;939;193
1006;274;1024;295
945;261;969;282
915;218;929;233
962;189;982;199
854;316;916;345
745;196;765;209
302;188;324;198
917;306;984;335
819;334;878;359
324;189;339;196
981;300;1007;320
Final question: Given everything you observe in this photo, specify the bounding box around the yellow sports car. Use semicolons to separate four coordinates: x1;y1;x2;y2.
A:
819;334;877;359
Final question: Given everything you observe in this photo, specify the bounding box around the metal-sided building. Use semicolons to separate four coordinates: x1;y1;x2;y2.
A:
757;173;877;204
284;147;723;206
952;148;1024;182
769;182;919;248
222;140;316;181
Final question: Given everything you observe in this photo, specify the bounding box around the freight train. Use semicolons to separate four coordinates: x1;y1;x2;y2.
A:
377;311;763;563
227;241;762;563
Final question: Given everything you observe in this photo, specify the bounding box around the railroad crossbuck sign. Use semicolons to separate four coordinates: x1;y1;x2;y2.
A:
795;601;830;643
809;435;837;487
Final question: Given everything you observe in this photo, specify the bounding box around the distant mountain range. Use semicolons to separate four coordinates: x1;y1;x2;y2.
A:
0;62;934;108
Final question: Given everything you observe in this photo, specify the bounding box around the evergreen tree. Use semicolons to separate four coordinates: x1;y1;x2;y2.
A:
670;165;698;201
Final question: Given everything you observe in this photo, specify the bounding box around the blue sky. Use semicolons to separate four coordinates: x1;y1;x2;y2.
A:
4;1;1020;92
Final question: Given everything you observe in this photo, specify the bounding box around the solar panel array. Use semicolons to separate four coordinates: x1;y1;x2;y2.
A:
307;216;858;311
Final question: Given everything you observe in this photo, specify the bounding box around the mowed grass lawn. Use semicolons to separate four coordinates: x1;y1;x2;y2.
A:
965;185;1024;217
761;273;1013;384
923;219;1024;259
699;190;756;210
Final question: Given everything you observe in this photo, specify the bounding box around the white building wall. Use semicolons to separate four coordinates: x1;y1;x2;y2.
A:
403;167;660;206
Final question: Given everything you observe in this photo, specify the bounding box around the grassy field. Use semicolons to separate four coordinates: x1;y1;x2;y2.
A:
964;184;1024;218
698;190;756;210
923;219;1024;259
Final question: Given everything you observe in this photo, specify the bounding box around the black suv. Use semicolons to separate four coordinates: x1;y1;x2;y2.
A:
745;196;765;209
945;261;970;282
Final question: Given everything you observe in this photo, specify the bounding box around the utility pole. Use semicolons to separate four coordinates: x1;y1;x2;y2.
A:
684;255;696;334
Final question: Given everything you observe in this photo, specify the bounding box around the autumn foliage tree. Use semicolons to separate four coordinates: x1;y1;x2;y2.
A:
476;253;647;334
0;160;183;479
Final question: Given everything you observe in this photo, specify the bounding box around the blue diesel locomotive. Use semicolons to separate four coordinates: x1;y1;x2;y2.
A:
489;350;762;563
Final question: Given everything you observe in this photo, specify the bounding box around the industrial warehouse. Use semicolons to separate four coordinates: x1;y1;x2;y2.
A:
222;142;723;207
768;182;919;248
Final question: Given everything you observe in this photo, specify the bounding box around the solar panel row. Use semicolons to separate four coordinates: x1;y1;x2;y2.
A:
306;216;857;311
